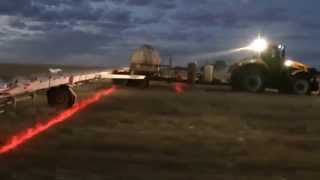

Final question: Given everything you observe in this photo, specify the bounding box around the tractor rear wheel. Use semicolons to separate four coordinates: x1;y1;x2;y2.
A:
241;70;265;93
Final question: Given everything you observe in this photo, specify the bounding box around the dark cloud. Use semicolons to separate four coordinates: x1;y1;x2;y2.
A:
126;0;176;9
0;0;31;14
109;0;126;4
298;21;320;30
154;1;176;9
104;9;131;24
7;17;27;29
172;4;289;28
126;0;151;6
2;29;120;63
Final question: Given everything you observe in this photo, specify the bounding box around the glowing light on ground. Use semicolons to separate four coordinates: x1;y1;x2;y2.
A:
0;86;116;155
173;83;186;93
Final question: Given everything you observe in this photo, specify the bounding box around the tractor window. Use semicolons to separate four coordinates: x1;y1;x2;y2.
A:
278;44;286;59
270;45;285;61
261;45;280;60
271;49;277;58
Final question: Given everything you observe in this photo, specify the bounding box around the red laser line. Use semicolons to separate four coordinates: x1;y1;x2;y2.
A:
0;86;116;154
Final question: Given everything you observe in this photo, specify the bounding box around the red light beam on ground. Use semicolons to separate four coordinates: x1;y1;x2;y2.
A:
173;83;187;93
0;86;116;155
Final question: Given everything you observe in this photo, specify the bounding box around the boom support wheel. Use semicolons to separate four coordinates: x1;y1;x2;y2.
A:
47;85;77;108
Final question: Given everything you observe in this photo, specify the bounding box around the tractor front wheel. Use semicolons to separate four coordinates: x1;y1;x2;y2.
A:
291;78;311;95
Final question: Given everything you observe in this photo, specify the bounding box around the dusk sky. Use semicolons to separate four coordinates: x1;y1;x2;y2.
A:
0;0;319;66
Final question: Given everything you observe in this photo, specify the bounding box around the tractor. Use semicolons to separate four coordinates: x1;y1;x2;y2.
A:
230;37;319;95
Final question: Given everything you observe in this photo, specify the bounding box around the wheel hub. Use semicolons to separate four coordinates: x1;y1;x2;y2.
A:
245;75;262;92
56;94;67;104
294;79;309;95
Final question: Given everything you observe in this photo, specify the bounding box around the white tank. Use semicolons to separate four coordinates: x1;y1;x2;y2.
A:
203;65;214;83
130;45;161;66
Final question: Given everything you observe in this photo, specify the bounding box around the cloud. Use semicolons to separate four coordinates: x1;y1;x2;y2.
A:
0;0;32;15
126;0;151;6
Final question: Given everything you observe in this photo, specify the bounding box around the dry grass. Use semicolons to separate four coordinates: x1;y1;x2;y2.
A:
0;81;319;179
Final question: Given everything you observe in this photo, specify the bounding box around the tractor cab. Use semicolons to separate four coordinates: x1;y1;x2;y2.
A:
260;44;286;77
261;44;286;63
258;42;308;73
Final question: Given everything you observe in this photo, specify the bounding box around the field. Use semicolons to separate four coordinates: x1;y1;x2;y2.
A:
0;65;320;179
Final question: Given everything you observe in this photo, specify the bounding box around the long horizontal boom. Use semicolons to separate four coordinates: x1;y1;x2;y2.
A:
0;69;145;98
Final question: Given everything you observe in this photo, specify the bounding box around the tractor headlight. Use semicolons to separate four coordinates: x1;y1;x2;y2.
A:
284;60;293;67
248;37;268;53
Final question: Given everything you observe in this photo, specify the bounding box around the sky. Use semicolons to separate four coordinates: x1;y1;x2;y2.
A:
0;0;319;67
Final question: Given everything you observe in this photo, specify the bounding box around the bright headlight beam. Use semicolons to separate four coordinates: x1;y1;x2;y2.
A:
284;60;294;67
0;86;116;155
247;37;268;53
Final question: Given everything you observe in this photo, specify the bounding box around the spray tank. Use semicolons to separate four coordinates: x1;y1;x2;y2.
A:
129;45;161;75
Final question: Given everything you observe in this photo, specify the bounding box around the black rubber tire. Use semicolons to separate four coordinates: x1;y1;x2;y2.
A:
241;70;265;93
47;87;57;107
291;78;311;95
47;86;76;108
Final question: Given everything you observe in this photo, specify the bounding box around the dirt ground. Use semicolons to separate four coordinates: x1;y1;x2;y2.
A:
0;81;320;180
